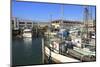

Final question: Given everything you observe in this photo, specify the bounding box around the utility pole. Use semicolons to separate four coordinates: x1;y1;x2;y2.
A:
36;21;38;38
50;14;52;30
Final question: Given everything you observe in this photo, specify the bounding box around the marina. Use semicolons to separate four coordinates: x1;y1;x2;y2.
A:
12;16;96;66
11;1;96;66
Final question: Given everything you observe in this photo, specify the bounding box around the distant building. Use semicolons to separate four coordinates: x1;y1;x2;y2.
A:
38;22;50;28
51;19;83;29
11;17;37;30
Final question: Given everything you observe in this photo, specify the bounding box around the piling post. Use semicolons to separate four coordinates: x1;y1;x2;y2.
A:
42;38;44;64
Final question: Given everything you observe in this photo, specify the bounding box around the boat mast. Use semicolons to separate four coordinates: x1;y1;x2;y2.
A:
61;4;64;41
82;6;90;47
48;14;52;63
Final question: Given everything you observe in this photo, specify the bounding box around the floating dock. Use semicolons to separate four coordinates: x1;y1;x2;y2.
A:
45;46;80;63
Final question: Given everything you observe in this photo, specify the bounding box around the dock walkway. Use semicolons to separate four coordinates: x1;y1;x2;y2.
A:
45;46;80;63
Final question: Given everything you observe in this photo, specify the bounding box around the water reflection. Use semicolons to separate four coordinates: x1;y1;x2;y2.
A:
23;38;32;57
12;37;42;66
23;38;32;45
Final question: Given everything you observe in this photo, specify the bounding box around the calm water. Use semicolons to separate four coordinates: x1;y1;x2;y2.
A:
12;37;43;66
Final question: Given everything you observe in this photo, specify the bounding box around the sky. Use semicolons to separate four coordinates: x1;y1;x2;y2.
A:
12;0;96;22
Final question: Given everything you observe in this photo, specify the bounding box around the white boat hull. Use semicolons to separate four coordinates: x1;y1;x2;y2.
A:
23;29;32;38
23;33;32;38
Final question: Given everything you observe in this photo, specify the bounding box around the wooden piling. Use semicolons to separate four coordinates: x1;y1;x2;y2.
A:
42;38;44;64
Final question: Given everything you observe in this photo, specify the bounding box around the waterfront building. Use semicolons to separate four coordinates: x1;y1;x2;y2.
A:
51;20;83;30
11;17;37;30
38;22;50;28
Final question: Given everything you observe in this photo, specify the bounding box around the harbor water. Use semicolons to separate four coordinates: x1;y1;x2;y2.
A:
12;37;43;66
